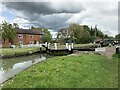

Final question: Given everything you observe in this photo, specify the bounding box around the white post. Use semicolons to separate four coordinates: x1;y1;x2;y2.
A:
66;43;68;49
54;43;57;50
45;42;48;47
68;45;71;51
71;43;74;49
39;43;42;48
39;43;42;51
36;41;39;45
48;43;51;49
21;45;23;48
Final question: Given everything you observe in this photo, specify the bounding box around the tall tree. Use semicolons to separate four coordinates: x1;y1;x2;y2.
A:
13;23;19;28
57;28;70;43
34;28;52;43
0;25;2;42
115;34;120;40
57;23;93;44
1;21;16;44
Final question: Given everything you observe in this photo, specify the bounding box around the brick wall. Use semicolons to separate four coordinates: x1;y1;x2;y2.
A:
2;34;42;47
14;34;42;45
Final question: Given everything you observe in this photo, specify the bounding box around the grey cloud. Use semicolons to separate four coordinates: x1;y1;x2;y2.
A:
33;14;72;30
18;14;72;30
3;2;85;31
3;2;84;15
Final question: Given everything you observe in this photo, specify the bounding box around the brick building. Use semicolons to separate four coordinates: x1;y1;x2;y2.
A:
2;28;42;47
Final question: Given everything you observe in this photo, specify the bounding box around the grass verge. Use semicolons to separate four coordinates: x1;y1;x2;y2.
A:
2;53;118;88
0;47;40;58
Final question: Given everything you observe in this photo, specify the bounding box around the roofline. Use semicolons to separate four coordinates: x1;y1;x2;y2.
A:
16;32;43;35
15;28;43;35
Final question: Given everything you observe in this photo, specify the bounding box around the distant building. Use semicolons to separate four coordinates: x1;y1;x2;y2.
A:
2;28;43;47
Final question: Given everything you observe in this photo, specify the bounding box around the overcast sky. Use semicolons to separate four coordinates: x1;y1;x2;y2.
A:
0;0;119;38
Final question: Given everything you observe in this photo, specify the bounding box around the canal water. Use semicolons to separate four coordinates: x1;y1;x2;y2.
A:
0;53;50;84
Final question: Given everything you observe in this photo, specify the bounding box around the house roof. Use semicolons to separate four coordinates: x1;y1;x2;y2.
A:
14;29;43;35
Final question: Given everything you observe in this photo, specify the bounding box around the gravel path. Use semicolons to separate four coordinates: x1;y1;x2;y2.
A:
68;46;116;59
98;47;116;59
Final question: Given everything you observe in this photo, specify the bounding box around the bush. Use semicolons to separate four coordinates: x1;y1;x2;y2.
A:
113;54;120;58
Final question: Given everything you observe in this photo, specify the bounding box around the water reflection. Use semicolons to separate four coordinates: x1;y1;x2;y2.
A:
0;53;49;84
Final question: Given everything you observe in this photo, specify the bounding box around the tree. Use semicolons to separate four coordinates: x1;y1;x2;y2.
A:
115;34;120;40
1;21;16;44
34;28;52;43
57;23;93;44
57;28;70;43
104;34;109;39
13;23;19;28
0;25;2;42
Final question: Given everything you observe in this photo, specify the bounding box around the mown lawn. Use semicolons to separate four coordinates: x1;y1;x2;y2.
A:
2;53;118;88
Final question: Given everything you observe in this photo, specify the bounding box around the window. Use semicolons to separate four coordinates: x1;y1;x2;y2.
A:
30;35;33;38
18;41;23;45
18;34;23;38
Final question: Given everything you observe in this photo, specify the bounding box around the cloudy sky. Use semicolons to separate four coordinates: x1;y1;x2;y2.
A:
0;0;119;38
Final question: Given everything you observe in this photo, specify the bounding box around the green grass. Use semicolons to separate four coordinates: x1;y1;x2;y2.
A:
0;47;40;57
2;53;118;88
50;43;99;49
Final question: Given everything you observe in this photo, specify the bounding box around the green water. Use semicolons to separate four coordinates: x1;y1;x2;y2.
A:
0;53;50;84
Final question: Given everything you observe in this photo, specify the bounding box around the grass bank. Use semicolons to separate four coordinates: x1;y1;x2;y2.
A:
2;53;118;88
0;47;41;58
